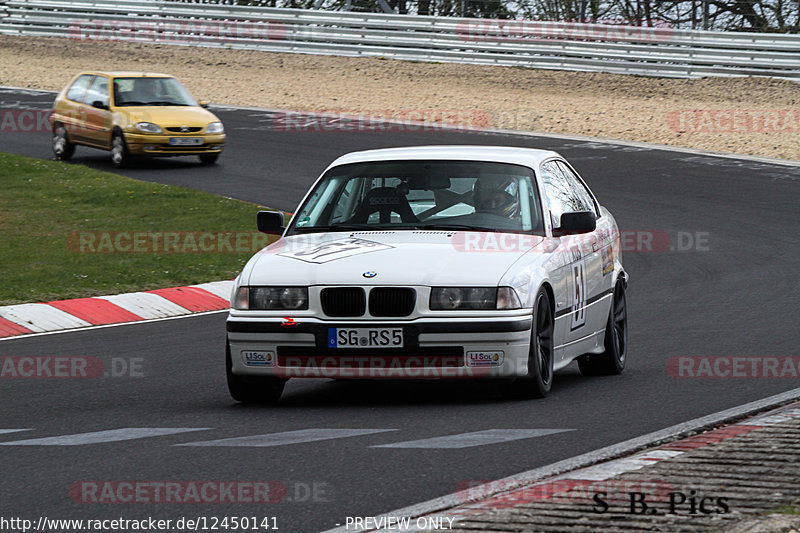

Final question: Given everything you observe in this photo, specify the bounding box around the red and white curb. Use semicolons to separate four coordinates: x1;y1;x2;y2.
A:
0;281;233;338
323;389;800;533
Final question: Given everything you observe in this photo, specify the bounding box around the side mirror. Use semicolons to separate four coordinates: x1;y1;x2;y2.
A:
198;100;210;109
555;211;596;236
257;211;285;235
91;100;108;110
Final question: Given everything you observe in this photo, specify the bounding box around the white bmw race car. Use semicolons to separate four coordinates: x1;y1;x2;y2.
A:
226;146;628;402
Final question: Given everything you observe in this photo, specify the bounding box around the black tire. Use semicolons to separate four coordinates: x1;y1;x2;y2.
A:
52;123;75;160
199;153;219;165
110;131;130;168
226;341;286;404
509;287;554;399
578;279;628;376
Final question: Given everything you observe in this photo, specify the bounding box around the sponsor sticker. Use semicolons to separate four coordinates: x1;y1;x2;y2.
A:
466;351;504;367
602;246;614;276
277;238;393;264
241;351;274;367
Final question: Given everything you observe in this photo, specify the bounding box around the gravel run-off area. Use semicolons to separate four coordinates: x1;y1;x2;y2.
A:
1;35;799;161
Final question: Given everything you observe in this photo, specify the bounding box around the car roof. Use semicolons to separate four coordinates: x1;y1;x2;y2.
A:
327;145;563;169
79;71;175;78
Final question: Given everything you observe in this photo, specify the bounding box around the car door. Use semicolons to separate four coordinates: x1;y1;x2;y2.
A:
61;74;94;143
540;159;601;353
555;160;607;338
81;75;112;148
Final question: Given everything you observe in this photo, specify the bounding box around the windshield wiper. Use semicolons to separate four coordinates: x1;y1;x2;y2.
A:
145;101;189;106
116;101;147;107
414;224;500;232
293;224;392;233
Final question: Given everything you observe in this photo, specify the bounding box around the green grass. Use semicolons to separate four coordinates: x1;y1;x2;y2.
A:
769;505;800;515
0;152;279;305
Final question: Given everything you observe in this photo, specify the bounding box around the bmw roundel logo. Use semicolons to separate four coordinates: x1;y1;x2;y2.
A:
363;271;377;278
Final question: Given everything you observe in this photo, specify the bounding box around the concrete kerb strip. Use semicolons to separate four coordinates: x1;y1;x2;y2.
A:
0;280;234;340
320;387;800;533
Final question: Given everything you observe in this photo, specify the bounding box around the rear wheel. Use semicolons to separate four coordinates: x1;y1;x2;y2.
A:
110;131;130;168
509;288;554;399
578;279;627;376
52;123;75;160
199;153;219;165
226;340;286;404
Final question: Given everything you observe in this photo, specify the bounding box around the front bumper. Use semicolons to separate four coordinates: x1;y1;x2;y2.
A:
226;316;533;379
123;132;225;156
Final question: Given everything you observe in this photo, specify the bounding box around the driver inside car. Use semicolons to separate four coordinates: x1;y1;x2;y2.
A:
472;178;520;218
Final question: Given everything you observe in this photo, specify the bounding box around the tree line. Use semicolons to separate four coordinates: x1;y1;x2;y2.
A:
165;0;800;33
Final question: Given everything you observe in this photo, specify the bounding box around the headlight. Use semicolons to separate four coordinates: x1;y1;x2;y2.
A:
206;122;224;134
234;286;309;310
496;287;522;310
430;287;522;310
135;122;162;134
430;287;493;310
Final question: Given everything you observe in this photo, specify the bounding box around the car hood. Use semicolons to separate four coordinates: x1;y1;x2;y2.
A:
114;106;219;127
243;231;544;286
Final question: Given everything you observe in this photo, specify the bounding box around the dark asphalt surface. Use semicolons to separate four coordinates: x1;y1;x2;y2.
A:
1;88;799;532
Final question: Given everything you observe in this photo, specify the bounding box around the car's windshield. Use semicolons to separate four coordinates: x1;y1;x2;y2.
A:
288;160;544;235
112;77;197;107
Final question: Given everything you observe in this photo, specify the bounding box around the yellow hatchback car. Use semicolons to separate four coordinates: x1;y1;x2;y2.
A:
50;71;225;167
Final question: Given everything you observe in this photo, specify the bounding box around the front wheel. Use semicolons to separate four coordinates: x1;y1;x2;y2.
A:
110;131;130;168
226;341;286;404
509;288;554;399
578;278;628;376
52;123;75;160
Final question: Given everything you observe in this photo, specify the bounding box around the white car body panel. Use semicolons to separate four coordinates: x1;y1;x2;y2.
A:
227;146;627;383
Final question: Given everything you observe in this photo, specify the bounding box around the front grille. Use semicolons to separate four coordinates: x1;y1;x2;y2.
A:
321;287;366;317
369;287;416;317
166;126;203;133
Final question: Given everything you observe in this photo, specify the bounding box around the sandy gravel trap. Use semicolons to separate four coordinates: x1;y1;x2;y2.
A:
1;35;799;161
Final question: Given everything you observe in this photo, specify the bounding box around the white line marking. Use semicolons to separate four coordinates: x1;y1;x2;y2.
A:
0;428;210;446
178;428;396;447
0;429;32;435
320;387;800;533
372;429;573;449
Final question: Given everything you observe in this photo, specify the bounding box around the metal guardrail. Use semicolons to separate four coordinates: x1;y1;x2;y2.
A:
1;0;799;80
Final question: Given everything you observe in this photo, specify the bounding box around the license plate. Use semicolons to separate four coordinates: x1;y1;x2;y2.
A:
328;328;403;348
169;137;203;146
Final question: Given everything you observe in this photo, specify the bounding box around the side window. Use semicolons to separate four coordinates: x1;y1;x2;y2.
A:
556;161;597;217
66;75;94;103
83;76;109;108
541;160;595;228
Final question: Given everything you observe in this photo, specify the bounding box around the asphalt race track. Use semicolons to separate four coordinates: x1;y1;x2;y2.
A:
1;88;799;532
